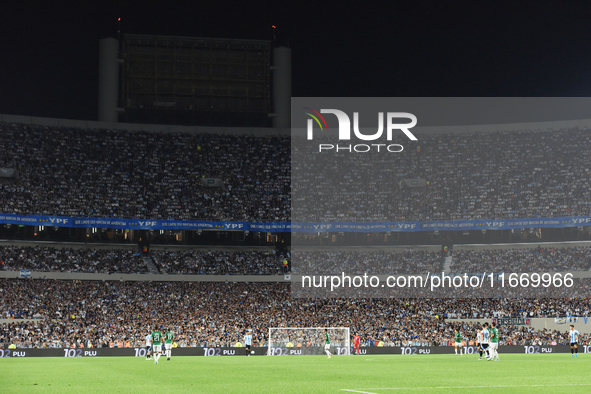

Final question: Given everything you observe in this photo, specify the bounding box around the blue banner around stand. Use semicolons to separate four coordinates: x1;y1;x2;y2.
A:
0;213;588;233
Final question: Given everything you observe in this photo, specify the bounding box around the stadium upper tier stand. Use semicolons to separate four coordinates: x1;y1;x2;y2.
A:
1;280;589;349
1;122;591;222
0;123;290;221
294;127;591;222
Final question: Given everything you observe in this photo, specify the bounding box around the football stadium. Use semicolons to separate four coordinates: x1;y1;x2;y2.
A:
3;3;591;393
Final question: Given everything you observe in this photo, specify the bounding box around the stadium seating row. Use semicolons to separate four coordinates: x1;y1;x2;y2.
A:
3;245;591;275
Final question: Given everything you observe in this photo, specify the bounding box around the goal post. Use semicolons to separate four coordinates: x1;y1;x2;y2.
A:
267;327;350;356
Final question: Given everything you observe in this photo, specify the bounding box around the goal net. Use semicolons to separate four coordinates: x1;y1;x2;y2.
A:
268;327;350;356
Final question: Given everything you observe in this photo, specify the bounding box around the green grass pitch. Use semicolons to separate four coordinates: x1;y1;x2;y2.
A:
3;354;590;393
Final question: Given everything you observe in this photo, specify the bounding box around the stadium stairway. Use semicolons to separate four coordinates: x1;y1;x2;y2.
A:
442;255;453;274
143;256;160;274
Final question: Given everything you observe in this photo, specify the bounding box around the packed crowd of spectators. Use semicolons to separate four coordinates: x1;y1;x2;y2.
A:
151;249;283;275
291;249;441;275
1;279;589;349
2;123;591;222
0;245;146;274
0;123;289;221
294;127;591;221
0;244;439;276
450;246;591;273
292;245;591;277
4;244;591;277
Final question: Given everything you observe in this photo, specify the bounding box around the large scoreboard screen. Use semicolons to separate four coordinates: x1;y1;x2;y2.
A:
122;34;271;126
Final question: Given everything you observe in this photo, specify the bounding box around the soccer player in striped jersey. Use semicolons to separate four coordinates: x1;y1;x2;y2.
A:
476;330;484;360
489;322;499;361
244;329;253;356
453;328;463;355
480;323;490;360
145;332;152;360
569;325;580;357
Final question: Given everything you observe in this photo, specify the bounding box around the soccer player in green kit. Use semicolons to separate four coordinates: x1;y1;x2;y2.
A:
324;329;332;359
489;322;499;361
151;328;163;364
454;328;463;355
164;329;174;361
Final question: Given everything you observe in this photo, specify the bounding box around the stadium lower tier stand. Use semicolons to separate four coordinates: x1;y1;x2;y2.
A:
2;122;591;221
1;280;589;349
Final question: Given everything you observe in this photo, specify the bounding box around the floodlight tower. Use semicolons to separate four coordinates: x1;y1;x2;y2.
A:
98;37;120;123
272;46;291;129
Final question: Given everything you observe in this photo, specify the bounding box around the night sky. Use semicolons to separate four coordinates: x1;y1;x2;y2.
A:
2;0;591;121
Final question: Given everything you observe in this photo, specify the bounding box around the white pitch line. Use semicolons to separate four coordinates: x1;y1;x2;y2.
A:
343;383;591;391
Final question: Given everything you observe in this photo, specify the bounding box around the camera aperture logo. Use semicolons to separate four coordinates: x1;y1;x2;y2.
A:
303;108;417;153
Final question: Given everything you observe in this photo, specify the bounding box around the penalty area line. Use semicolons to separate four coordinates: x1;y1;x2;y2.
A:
342;383;591;391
